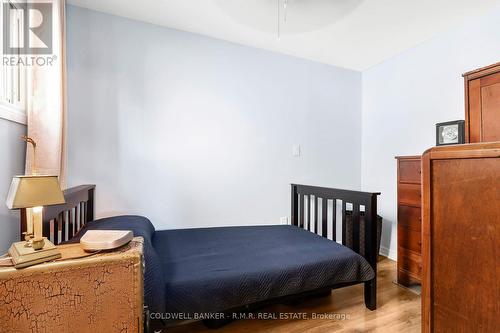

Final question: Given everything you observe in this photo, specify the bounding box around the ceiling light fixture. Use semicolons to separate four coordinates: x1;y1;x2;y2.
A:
277;0;289;40
216;0;363;36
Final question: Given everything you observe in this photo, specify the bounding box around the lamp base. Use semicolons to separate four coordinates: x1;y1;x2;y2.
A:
8;238;61;268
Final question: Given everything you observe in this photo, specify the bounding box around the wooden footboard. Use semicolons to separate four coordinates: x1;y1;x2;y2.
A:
20;185;96;245
291;184;380;309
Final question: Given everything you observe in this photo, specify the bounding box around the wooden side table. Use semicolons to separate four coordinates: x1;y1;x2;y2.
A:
0;237;144;333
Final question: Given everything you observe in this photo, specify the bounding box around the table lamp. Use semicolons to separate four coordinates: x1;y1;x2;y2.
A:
5;175;66;268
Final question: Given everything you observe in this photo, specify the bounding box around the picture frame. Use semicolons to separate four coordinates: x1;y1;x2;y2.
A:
435;120;465;146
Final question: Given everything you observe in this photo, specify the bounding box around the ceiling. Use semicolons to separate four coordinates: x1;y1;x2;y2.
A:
67;0;500;71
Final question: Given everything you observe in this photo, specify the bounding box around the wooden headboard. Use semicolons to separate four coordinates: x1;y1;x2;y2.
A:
20;185;96;245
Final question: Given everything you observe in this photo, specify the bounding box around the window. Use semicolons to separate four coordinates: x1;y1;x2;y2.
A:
0;1;27;124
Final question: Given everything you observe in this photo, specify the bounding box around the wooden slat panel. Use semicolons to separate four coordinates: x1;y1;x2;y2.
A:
76;204;81;232
80;202;85;228
87;187;95;222
83;202;87;225
291;185;298;227
20;209;27;241
321;198;327;238
57;213;63;245
63;210;69;242
342;201;347;246
299;194;304;228
314;196;318;234
69;207;74;237
49;219;54;243
305;195;310;231
352;204;361;253
332;199;337;241
42;215;50;242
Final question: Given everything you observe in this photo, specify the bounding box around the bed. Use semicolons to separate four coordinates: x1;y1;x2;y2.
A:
23;184;380;325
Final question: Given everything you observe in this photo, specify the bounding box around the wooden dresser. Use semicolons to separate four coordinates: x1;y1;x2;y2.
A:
421;143;500;332
421;62;500;332
395;155;422;286
463;62;500;143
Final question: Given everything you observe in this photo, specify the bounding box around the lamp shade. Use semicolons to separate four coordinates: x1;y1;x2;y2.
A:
6;175;65;209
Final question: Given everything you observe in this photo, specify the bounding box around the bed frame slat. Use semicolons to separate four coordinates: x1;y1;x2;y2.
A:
291;186;298;228
352;204;360;253
321;198;327;238
314;196;318;234
305;195;310;231
341;201;347;246
299;194;304;228
49;219;54;243
42;217;50;243
76;203;81;232
332;199;337;241
57;213;63;244
69;208;74;238
80;202;85;228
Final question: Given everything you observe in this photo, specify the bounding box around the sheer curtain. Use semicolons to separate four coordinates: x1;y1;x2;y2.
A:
25;0;67;188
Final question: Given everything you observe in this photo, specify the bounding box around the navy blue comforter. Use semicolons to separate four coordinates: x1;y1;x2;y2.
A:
70;217;374;315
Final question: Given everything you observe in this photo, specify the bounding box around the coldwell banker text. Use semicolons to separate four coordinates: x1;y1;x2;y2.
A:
149;312;351;321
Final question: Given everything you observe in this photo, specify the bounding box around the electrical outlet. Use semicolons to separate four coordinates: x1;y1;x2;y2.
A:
292;144;301;157
280;216;289;225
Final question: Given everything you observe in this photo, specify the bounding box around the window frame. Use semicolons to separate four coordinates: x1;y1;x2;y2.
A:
0;0;27;125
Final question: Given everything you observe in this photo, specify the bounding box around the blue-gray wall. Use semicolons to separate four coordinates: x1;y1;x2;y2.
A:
66;5;362;231
0;119;26;253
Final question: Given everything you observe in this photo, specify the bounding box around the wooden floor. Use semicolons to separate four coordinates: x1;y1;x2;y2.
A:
162;258;421;333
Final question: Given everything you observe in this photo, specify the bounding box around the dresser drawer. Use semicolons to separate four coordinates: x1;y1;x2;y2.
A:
399;159;421;184
398;226;421;253
398;183;421;206
398;248;422;280
398;205;421;232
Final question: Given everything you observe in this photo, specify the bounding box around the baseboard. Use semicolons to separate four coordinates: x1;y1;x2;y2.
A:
379;245;397;261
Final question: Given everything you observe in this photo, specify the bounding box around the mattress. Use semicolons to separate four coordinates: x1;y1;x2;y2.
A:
153;225;375;314
68;217;375;315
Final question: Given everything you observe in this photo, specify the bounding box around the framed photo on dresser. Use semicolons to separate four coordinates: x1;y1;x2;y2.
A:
435;120;465;146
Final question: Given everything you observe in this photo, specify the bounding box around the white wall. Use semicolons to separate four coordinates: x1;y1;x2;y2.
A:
361;7;500;259
66;6;362;230
0;119;26;252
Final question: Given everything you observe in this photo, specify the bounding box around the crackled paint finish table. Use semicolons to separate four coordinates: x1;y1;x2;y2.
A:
0;237;144;333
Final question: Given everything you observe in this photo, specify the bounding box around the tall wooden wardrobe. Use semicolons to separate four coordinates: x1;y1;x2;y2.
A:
463;62;500;143
421;63;500;332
